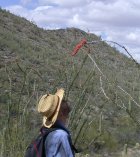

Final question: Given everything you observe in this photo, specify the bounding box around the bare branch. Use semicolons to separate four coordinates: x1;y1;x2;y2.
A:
105;40;139;66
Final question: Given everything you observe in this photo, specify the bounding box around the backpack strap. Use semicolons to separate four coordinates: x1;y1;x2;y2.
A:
40;127;57;136
39;127;58;157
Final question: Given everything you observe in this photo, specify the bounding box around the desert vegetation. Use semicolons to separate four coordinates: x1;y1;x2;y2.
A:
0;8;140;157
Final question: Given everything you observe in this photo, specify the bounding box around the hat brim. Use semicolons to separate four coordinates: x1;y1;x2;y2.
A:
43;89;64;128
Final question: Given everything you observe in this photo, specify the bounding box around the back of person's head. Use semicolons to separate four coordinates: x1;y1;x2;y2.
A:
57;99;71;124
60;100;71;116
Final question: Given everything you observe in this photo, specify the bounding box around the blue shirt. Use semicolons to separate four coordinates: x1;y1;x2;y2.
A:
45;121;74;157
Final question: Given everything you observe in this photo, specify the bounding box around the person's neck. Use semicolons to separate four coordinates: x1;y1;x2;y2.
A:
54;120;69;134
56;119;65;126
57;117;67;126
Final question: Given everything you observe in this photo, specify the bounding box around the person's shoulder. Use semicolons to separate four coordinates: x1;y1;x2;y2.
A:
45;129;69;146
54;129;68;137
48;129;68;139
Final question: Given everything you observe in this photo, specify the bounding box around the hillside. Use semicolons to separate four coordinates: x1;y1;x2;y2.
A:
0;8;140;157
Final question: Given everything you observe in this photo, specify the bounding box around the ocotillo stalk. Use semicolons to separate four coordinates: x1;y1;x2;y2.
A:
71;39;140;108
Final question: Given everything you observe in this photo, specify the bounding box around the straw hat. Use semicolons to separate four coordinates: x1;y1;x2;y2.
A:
38;88;64;128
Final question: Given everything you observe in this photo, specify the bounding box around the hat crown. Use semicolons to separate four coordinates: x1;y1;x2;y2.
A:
38;94;59;118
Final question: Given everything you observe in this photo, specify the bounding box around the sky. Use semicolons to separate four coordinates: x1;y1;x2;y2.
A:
0;0;140;63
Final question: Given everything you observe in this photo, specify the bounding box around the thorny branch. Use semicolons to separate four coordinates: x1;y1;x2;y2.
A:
105;40;139;66
99;76;109;100
117;86;140;108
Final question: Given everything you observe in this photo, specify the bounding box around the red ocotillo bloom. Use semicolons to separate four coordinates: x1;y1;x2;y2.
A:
71;38;87;56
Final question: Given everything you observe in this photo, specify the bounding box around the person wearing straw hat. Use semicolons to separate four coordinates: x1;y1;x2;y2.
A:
38;88;76;157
